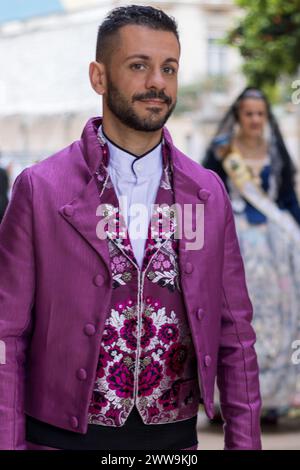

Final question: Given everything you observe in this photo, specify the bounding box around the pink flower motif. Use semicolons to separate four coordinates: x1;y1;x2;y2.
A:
162;260;171;269
120;318;137;349
138;361;163;396
144;297;161;309
88;390;108;415
158;381;180;411
158;324;179;344
141;316;156;348
153;261;161;270
95;346;111;379
106;408;122;425
116;262;126;273
157;253;165;262
108;360;134;398
163;343;188;378
148;406;160;419
102;325;118;346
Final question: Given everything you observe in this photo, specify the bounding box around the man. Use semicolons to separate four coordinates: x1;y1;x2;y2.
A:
0;5;261;450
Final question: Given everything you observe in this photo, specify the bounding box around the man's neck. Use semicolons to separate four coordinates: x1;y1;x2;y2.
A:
102;115;163;157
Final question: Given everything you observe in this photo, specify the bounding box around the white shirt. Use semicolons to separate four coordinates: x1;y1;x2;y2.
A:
98;127;163;268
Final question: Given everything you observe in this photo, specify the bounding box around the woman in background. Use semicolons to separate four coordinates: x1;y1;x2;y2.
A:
203;87;300;423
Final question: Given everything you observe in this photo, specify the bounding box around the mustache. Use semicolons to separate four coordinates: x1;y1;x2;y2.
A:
132;90;172;106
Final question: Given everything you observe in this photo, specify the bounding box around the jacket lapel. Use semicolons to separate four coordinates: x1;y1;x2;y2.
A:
59;173;113;276
59;118;212;287
171;158;211;314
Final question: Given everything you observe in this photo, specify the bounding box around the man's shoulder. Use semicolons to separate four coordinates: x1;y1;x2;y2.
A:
27;140;84;180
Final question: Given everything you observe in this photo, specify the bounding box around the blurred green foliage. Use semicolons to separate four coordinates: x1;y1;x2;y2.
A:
227;0;300;100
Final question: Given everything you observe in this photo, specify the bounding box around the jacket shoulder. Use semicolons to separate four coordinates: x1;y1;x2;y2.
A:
26;140;84;180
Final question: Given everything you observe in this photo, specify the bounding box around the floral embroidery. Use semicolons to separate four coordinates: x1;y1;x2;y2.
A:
158;323;179;344
107;358;135;398
146;239;181;292
104;203;181;292
163;343;188;379
138;359;163;396
95;346;111;379
108;241;135;288
88;142;199;427
89;391;108;415
88;298;199;426
102;325;118;346
158;380;181;411
120;318;137;349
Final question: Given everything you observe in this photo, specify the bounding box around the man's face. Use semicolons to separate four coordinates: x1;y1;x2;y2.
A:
103;25;180;132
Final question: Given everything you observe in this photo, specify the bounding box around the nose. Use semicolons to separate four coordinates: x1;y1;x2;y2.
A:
256;112;264;121
145;68;166;90
252;115;262;125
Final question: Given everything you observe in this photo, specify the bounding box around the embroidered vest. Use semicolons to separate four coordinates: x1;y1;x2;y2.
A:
88;139;200;427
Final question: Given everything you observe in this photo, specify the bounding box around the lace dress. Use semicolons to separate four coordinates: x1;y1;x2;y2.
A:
230;156;300;413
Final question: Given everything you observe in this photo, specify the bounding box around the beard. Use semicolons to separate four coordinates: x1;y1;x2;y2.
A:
105;75;176;132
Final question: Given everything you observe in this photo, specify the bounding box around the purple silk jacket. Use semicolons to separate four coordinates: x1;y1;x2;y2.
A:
0;117;262;450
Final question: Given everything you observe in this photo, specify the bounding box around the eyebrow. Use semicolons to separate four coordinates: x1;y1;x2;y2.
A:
125;54;179;65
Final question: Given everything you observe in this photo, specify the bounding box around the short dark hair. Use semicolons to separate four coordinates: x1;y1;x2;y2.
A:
96;4;179;63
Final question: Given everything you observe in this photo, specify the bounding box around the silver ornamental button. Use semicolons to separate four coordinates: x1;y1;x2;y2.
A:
124;356;133;366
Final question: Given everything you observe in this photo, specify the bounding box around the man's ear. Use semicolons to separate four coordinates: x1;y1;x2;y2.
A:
89;61;107;95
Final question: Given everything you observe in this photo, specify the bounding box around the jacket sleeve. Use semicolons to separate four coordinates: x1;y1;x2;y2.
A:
0;169;35;450
217;187;262;450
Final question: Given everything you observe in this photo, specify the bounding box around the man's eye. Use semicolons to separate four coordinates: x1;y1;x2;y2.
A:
163;67;176;75
130;63;146;70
